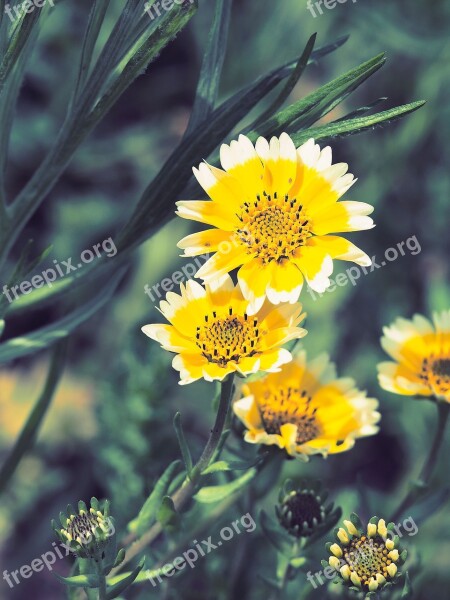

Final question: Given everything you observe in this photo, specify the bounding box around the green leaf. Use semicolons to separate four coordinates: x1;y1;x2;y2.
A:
0;339;67;495
54;573;98;588
156;495;180;529
202;454;267;474
0;269;124;363
253;53;386;138
72;0;110;102
127;460;181;535
173;412;193;474
194;468;257;503
259;509;292;556
291;101;426;145
184;0;232;137
252;33;317;128
106;558;144;599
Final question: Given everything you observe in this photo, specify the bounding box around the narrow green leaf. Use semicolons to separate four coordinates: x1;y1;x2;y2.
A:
253;53;386;138
290;101;426;145
106;558;144;599
0;339;67;495
173;412;193;474
202;454;267;475
184;0;232;137
156;495;180;528
72;0;110;102
251;33;317;129
0;269;124;363
333;97;388;122
194;469;257;503
54;573;98;588
127;460;181;535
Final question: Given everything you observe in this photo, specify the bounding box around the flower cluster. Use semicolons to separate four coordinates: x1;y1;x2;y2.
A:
143;133;378;458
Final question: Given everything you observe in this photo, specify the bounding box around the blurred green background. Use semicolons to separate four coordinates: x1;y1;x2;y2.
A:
0;0;449;598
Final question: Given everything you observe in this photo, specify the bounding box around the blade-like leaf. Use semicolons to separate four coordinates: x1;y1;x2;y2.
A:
106;558;145;599
251;33;317;129
194;469;257;503
184;0;232;137
291;100;426;145
202;454;267;475
253;53;386;138
0;339;67;495
0;269;124;363
127;460;181;535
54;573;98;588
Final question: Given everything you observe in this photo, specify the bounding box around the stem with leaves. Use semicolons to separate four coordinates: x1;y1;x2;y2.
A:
391;400;449;522
114;374;235;573
95;559;107;600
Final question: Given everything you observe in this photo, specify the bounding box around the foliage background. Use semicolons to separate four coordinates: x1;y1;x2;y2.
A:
0;0;449;598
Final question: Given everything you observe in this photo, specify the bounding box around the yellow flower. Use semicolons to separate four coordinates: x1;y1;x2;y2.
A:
233;351;380;459
378;310;450;402
177;133;373;313
142;275;306;385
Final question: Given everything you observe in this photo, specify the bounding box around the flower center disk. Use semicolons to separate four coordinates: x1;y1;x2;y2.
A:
257;387;321;444
236;193;311;264
344;536;392;586
196;309;260;367
420;355;450;396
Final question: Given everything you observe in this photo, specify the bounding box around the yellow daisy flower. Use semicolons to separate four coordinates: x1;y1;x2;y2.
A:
233;351;380;459
142;275;307;385
177;133;374;313
378;310;450;402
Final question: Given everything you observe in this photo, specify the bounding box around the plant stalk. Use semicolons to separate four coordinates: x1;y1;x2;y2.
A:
391;400;449;522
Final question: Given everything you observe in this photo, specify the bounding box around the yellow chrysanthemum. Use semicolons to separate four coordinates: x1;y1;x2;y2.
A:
233;351;380;459
177;133;374;313
378;310;450;402
142;275;307;385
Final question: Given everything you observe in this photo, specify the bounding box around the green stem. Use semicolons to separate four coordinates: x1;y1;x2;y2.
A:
391;401;449;522
113;375;235;573
0;339;67;495
95;559;107;600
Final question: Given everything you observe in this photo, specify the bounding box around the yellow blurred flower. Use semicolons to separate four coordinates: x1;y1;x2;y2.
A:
378;310;450;402
142;275;307;385
233;351;380;459
177;133;373;313
0;362;97;446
